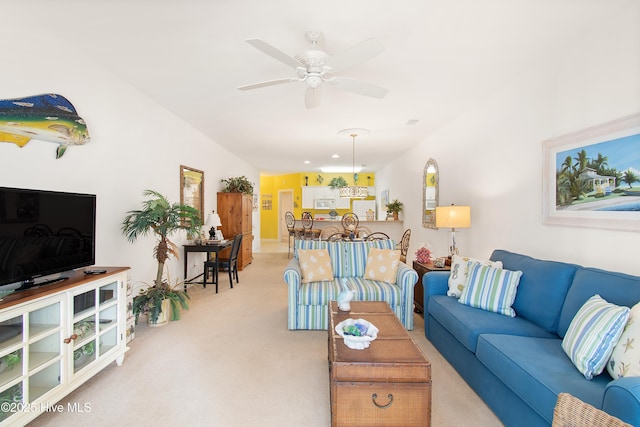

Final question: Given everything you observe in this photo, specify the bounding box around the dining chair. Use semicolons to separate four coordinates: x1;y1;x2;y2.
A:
365;232;390;241
301;211;320;239
399;228;411;263
204;233;243;293
326;232;348;242
285;211;301;258
341;212;359;234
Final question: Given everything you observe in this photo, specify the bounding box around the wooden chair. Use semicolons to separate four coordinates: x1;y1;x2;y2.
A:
204;233;242;293
399;228;411;263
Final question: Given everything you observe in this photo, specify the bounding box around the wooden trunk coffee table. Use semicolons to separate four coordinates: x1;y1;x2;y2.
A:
328;301;432;427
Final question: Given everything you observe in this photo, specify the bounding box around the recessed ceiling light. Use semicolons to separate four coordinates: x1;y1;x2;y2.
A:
304;160;310;164
332;154;339;159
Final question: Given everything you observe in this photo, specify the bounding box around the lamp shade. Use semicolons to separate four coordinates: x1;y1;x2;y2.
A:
205;212;222;228
435;205;471;229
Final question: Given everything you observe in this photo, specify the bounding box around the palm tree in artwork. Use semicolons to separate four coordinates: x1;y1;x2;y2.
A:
622;170;639;188
591;153;609;174
574;149;589;172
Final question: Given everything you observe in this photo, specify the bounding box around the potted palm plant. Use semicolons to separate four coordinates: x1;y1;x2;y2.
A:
386;199;404;221
121;190;201;325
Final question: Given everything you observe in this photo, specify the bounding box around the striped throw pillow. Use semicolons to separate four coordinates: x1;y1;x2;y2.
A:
458;262;522;317
562;295;630;380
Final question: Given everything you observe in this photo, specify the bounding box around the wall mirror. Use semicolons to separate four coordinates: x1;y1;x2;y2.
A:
422;158;439;229
180;165;204;223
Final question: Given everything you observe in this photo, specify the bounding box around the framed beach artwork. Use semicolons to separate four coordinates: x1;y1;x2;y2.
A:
542;113;640;232
179;165;204;224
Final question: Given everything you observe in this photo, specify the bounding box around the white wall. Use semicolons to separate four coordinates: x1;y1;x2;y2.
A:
0;20;260;289
377;3;640;276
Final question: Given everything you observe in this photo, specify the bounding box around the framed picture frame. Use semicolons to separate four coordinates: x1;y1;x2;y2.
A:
542;113;640;232
381;189;389;219
180;165;204;223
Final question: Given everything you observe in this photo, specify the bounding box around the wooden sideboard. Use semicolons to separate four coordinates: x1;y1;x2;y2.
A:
217;192;253;271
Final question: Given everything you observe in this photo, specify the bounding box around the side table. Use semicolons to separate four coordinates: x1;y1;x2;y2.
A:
413;261;451;314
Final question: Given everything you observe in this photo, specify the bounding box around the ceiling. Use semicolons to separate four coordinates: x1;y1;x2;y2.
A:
21;0;634;174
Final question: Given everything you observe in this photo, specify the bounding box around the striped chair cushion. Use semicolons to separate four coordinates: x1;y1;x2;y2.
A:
562;294;630;380
298;279;343;305
341;276;401;306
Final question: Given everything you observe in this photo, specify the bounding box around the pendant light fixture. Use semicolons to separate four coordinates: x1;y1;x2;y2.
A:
338;128;369;198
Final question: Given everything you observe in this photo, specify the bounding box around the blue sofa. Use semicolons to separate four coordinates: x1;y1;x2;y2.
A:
424;249;640;427
284;239;418;330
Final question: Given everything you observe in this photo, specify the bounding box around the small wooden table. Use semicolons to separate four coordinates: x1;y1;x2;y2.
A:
328;301;431;427
413;261;451;314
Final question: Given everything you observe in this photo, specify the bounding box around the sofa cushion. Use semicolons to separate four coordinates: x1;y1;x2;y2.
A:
298;278;343;305
341;276;401;307
298;249;334;283
331;240;397;278
447;255;503;298
608;302;640;379
428;295;556;353
459;262;522;317
558;267;640;338
491;250;578;334
476;334;612;424
364;248;400;284
562;295;629;380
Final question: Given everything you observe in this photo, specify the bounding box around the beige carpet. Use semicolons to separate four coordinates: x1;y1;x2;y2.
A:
28;253;502;426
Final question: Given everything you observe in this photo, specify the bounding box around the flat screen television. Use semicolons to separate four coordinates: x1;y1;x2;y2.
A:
0;186;96;291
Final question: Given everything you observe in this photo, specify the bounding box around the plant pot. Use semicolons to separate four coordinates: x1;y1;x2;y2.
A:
393;212;399;221
148;298;171;327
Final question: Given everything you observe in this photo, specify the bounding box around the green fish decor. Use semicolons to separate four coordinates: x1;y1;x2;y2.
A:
0;93;90;158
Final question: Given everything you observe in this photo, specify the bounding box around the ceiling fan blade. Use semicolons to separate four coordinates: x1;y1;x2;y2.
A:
246;39;302;69
325;38;385;73
330;76;389;98
305;87;323;109
238;78;299;91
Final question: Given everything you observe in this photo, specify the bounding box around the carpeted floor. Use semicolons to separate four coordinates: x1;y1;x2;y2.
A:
28;253;502;426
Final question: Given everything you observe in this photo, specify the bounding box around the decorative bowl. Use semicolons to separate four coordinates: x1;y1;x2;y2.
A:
335;318;378;350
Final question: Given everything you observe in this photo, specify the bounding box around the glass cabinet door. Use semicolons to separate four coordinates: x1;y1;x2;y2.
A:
70;280;120;375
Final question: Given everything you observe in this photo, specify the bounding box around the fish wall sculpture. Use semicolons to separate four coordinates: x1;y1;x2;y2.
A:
0;93;90;158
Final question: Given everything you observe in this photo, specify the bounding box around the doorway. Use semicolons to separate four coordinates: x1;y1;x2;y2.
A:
279;190;294;243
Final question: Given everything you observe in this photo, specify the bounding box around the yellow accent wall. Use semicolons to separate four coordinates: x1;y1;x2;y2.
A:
259;172;375;239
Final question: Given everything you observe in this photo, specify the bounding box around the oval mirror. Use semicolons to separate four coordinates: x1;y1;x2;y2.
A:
422;158;439;228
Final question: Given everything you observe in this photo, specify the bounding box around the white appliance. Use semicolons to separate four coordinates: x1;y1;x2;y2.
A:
314;198;336;209
352;200;376;221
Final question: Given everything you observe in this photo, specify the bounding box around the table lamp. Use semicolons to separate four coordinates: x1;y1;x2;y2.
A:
204;211;222;240
435;204;471;257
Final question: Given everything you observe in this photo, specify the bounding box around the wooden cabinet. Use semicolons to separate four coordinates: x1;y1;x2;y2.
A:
217;192;253;271
0;267;129;426
413;261;450;314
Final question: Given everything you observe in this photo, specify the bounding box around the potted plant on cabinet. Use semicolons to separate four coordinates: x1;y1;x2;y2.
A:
328;176;348;190
220;176;254;194
121;190;201;326
386;199;404;221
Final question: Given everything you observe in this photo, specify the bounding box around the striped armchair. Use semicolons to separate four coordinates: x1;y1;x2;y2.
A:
284;239;418;330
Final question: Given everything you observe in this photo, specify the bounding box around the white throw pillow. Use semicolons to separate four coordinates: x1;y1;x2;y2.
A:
447;255;503;298
607;302;640;379
562;295;630;380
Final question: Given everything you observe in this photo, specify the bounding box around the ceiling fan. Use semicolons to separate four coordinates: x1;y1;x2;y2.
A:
238;31;389;109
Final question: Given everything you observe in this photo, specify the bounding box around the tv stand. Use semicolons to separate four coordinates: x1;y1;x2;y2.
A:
0;267;130;426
